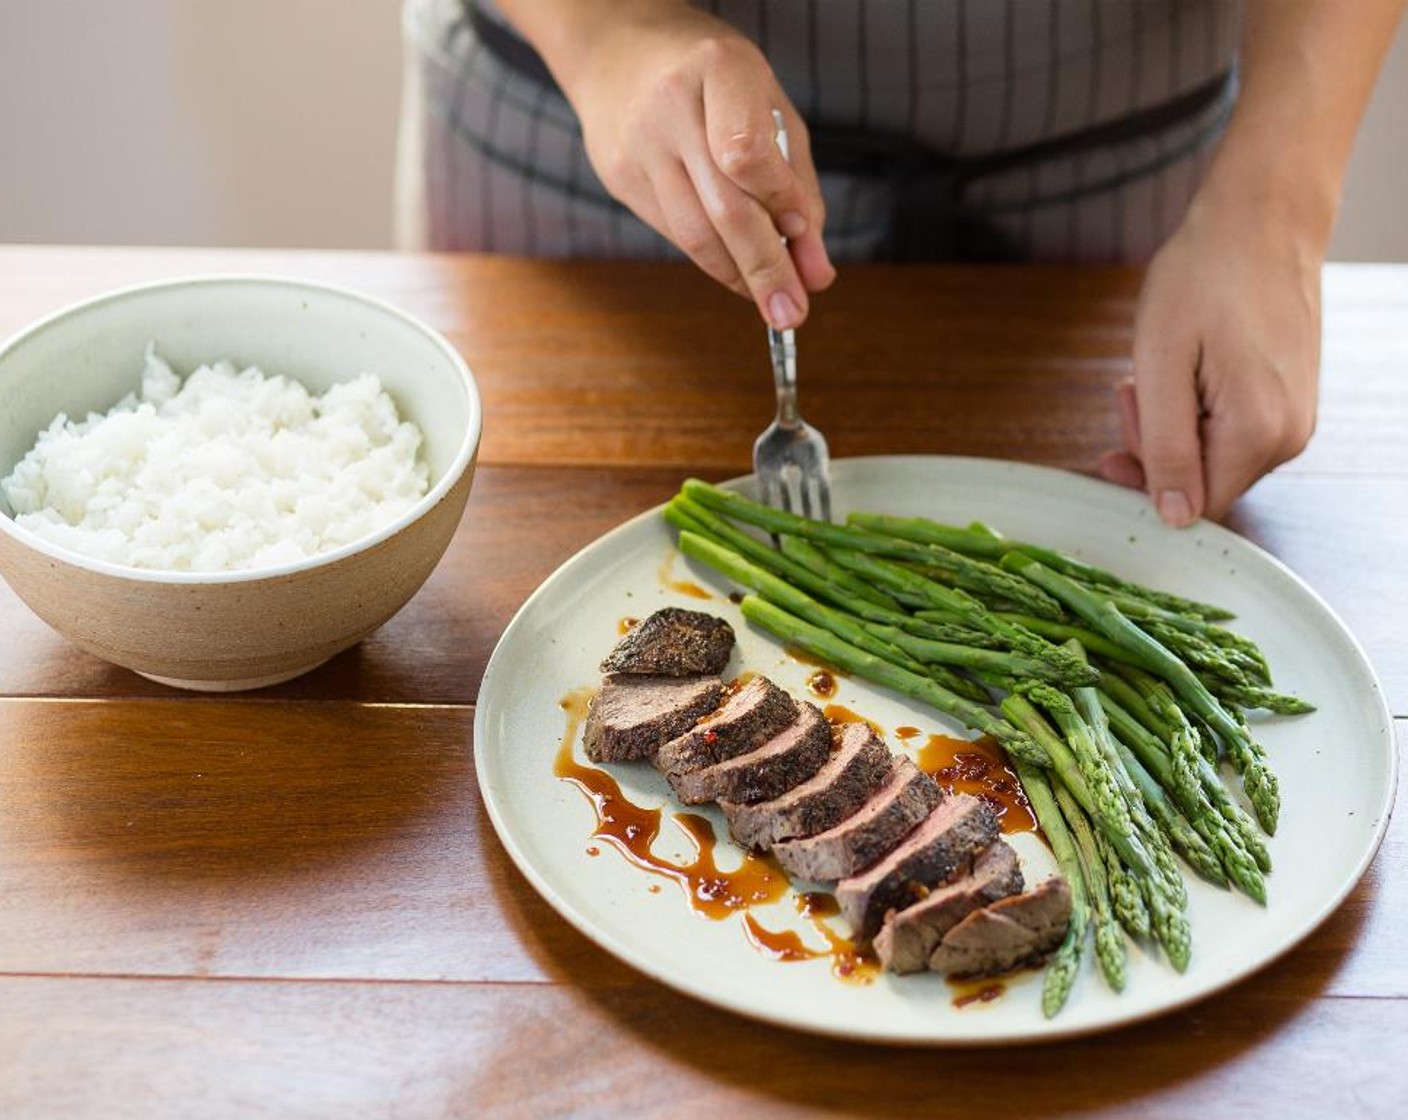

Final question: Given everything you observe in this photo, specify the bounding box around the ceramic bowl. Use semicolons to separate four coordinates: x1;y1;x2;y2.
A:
0;275;481;690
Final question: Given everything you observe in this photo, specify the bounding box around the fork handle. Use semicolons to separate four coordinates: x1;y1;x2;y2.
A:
767;108;801;428
768;325;800;427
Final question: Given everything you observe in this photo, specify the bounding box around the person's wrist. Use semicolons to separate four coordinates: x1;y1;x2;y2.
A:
1193;140;1338;261
536;0;696;99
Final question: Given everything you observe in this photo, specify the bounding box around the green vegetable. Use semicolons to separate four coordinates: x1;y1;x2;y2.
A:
683;478;1064;618
738;595;1046;766
659;482;1309;1009
1001;553;1281;834
1053;781;1126;992
1012;759;1090;1017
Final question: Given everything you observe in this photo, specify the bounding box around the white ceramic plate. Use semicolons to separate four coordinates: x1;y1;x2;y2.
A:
474;457;1396;1045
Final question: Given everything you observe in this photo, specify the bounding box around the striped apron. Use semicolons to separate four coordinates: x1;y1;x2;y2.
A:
397;0;1241;263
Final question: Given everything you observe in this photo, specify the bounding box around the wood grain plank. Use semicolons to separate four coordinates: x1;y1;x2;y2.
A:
2;248;1403;475
2;975;1405;1120
0;698;634;987
1;697;1401;1003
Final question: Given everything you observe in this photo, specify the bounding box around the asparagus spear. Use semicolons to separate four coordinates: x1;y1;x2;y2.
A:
1053;782;1127;992
1144;880;1194;973
1017;683;1190;970
1139;622;1267;689
1011;759;1091;1018
861;622;1099;688
846;511;1008;558
682;478;1064;618
892;614;1007;649
990;613;1139;664
1109;737;1229;888
1020;684;1133;840
1002;553;1281;834
999;694;1173;901
1083;705;1191;914
1096;827;1152;941
676;530;924;667
820;547;1093;680
1210;683;1317;716
665;497;901;617
1107;665;1278;868
845;509;1233;620
764;530;905;612
1061;641;1225;893
1093;586;1269;671
738;596;1048;766
1098;688;1272;889
668;512;1000;703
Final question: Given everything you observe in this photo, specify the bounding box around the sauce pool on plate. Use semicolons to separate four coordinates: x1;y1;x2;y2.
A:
555;689;876;981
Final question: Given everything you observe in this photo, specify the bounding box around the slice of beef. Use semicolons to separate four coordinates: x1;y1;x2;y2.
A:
582;674;724;763
722;721;893;852
771;756;943;883
927;875;1073;978
600;608;736;677
655;676;797;779
834;793;1000;940
873;841;1025;974
670;701;831;806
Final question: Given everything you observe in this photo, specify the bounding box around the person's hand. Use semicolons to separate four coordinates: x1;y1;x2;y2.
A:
1098;193;1323;525
556;3;834;328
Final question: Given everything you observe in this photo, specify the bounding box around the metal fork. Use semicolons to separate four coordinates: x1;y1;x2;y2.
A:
751;110;833;523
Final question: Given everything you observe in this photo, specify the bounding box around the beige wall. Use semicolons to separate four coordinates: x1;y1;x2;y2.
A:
0;0;1404;259
0;0;404;249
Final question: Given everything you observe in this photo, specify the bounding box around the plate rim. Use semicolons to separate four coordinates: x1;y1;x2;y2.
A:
472;455;1399;1046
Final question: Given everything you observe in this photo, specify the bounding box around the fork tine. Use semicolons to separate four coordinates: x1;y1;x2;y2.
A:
757;473;781;544
817;480;833;524
799;475;814;520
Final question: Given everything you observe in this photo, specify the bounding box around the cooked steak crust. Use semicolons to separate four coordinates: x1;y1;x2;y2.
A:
772;757;943;883
582;674;724;763
927;875;1073;978
873;841;1025;974
600;608;736;677
655;676;797;779
834;793;1001;940
722;721;893;852
670;701;831;806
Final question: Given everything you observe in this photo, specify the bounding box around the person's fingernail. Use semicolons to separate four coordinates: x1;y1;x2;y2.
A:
768;291;801;329
1157;489;1194;528
778;211;807;238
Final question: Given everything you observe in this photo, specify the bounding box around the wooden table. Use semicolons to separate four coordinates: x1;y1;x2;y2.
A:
0;245;1403;1119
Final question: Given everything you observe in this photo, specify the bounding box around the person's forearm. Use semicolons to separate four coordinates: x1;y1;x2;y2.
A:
1200;0;1406;249
492;0;691;93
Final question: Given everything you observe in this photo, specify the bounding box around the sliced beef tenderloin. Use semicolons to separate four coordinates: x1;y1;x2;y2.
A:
670;701;831;806
655;676;797;779
722;721;893;852
600;608;735;677
834;793;1001;940
771;757;943;884
873;841;1025;974
927;875;1073;978
582;674;723;763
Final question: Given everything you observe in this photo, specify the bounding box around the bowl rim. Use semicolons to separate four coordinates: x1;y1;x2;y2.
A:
0;273;482;585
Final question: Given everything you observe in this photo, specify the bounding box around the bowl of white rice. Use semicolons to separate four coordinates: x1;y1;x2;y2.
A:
0;275;481;690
